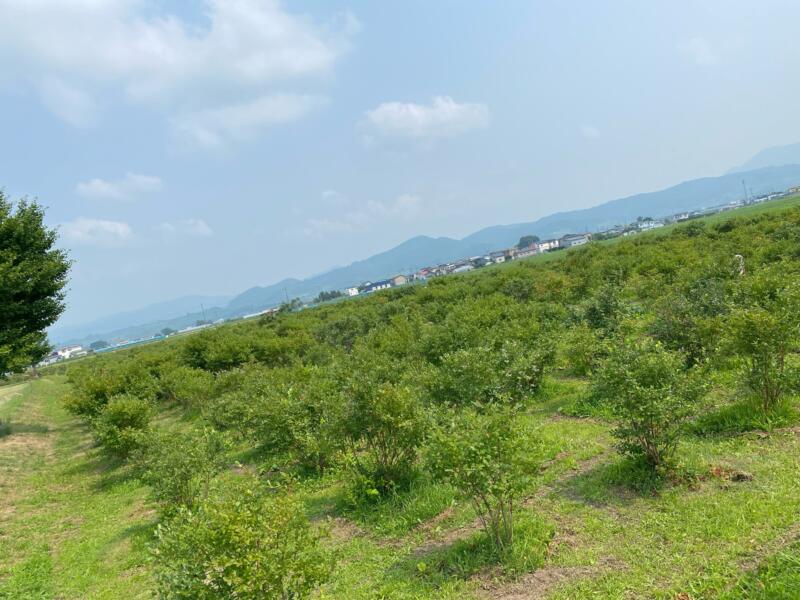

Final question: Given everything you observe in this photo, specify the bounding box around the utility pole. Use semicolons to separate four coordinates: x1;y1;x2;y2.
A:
200;303;208;323
742;180;750;205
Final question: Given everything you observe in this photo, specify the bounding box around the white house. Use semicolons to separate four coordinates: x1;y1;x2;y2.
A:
537;239;561;252
345;287;360;297
637;220;664;231
57;345;84;360
514;247;538;259
560;233;591;248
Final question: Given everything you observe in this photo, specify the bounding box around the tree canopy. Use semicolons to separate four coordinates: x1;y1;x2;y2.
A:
516;234;540;248
0;192;70;374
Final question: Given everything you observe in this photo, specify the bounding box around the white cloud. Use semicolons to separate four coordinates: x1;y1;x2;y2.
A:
321;189;350;207
37;76;97;127
580;125;601;140
158;218;213;237
362;96;488;143
60;217;133;245
679;37;719;67
303;193;421;237
0;0;355;129
76;172;162;200
170;93;324;149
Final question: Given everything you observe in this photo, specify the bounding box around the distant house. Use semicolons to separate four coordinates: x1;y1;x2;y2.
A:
537;239;561;252
790;186;800;194
345;287;360;297
560;233;591;248
57;345;85;360
489;250;507;263
637;220;664;231
391;274;409;287
514;247;538;259
362;279;393;293
415;268;433;280
39;351;61;367
452;264;474;274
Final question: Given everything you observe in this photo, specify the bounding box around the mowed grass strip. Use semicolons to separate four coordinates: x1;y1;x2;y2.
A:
0;377;154;599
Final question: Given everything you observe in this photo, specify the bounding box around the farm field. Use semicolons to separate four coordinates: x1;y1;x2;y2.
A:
3;197;800;599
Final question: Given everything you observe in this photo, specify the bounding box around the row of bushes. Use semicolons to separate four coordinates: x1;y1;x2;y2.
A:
60;206;800;596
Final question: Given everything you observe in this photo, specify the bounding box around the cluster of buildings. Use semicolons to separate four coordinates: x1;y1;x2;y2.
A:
335;184;800;300
39;344;88;366
40;184;799;360
343;232;594;298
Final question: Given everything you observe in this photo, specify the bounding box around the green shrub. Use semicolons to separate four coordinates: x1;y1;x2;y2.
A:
582;282;627;335
649;278;728;366
726;306;800;413
427;342;553;407
428;405;536;554
158;365;214;408
152;476;333;600
181;329;253;371
559;323;604;376
594;339;704;470
93;394;153;457
340;383;426;499
64;359;159;418
134;427;230;514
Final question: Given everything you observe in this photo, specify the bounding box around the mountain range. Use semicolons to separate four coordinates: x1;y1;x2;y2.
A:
49;147;800;347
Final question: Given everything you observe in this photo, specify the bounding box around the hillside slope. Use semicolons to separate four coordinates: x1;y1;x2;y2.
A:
51;164;800;347
729;141;800;173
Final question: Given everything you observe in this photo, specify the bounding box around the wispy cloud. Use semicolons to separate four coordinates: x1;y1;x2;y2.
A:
170;93;325;150
321;189;350;207
361;96;488;144
76;173;163;200
0;1;356;134
60;217;133;245
157;218;213;237
37;76;97;127
303;193;421;238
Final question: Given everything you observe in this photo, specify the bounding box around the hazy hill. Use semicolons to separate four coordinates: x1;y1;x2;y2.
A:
50;164;800;347
729;142;800;173
49;295;231;346
225;164;800;314
465;164;800;247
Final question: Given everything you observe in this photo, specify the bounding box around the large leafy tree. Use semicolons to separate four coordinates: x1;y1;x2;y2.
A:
0;192;70;375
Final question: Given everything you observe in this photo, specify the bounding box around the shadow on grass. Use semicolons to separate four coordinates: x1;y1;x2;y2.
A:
557;455;668;506
333;477;458;537
113;518;159;554
0;421;51;436
387;514;553;589
61;448;140;491
719;541;800;599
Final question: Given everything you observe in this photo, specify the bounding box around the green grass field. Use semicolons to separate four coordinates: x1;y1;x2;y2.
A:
0;377;153;599
1;374;799;598
4;195;800;599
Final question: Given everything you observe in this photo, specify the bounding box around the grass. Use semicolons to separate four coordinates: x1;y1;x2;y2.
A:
0;377;154;599
3;374;800;598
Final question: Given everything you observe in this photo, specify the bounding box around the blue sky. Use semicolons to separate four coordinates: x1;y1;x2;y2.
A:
1;0;799;327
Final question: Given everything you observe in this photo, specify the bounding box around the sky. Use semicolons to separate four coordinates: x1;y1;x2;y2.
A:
1;0;800;327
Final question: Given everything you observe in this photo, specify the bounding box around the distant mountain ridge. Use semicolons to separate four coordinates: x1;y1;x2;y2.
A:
49;294;231;346
51;160;800;348
729;142;800;174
